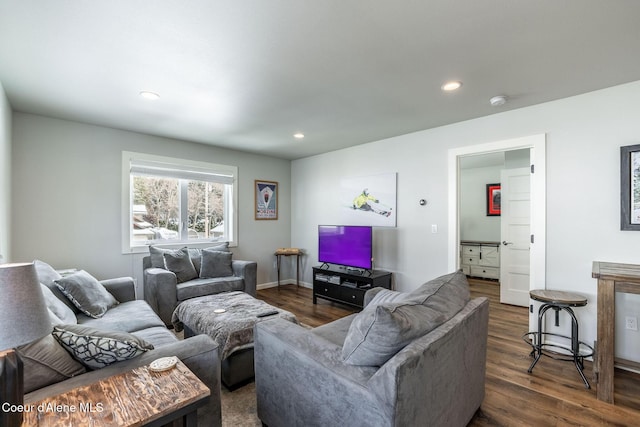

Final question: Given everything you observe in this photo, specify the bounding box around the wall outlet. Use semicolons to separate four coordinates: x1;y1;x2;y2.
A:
431;224;438;233
625;316;638;331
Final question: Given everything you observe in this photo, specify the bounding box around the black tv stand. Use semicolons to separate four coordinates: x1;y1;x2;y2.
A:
312;266;392;309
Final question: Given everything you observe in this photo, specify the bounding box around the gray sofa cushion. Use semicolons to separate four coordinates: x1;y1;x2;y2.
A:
17;334;86;393
176;276;245;301
131;326;181;347
53;324;154;370
41;283;77;325
55;270;119;318
311;314;356;347
77;300;167;333
342;271;470;366
200;249;233;278
163;247;198;283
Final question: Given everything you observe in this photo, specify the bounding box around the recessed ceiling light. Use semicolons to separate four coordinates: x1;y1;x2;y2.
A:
441;81;463;92
293;133;305;139
139;91;160;100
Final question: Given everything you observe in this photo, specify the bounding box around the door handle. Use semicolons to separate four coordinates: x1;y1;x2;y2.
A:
502;241;513;246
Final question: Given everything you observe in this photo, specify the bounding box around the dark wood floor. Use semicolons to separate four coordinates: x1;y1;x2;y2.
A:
258;280;640;426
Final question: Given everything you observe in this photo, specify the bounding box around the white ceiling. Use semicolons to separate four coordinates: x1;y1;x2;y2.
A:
2;1;640;160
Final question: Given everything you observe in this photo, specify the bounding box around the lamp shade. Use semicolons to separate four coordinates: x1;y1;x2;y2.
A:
0;263;52;350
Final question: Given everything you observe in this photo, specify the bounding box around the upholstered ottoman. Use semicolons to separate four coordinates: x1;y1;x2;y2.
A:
172;291;298;389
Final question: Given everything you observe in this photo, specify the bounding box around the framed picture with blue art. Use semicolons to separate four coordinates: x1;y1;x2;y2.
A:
621;144;640;230
255;180;278;220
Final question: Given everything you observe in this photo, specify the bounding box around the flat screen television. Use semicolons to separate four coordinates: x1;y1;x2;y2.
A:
318;225;372;270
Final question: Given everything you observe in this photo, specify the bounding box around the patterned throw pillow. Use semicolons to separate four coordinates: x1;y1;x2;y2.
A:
52;325;154;370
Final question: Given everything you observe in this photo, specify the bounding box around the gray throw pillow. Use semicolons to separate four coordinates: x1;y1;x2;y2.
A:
34;259;62;285
199;249;233;278
409;270;471;302
188;243;229;275
55;270;119;318
34;259;79;313
41;283;77;325
149;245;169;268
52;324;154;370
17;334;86;393
163;247;198;283
342;271;470;366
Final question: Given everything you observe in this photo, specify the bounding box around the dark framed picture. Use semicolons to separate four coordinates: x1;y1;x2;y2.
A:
486;183;501;216
621;144;640;230
255;180;278;220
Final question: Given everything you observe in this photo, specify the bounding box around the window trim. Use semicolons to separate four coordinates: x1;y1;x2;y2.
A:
121;151;238;254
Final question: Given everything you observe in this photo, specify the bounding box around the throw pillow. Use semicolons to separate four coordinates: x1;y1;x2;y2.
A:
342;293;427;366
40;283;77;325
34;259;78;314
199;249;233;278
55;270;119;318
17;334;86;393
149;245;169;268
52;324;154;370
409;270;471;303
342;271;471;366
188;243;229;275
163;247;198;283
34;259;62;285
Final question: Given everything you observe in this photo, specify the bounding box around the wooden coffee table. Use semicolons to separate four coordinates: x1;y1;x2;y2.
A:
23;360;210;427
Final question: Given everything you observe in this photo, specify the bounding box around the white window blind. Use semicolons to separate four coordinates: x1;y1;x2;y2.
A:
130;159;235;184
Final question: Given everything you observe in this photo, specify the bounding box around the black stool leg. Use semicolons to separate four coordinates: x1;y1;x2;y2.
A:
528;303;552;373
564;307;590;389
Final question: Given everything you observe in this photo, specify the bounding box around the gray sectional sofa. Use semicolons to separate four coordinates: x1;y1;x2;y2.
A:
143;245;257;326
21;261;222;427
254;271;489;427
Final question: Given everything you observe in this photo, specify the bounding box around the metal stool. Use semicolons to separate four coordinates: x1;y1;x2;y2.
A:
523;289;594;388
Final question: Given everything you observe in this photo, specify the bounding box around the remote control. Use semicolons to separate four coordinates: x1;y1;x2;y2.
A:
257;310;279;318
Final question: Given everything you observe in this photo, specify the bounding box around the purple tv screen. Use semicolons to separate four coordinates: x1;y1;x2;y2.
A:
318;225;372;269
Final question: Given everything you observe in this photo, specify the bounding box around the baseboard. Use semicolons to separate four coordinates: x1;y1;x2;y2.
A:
257;280;312;290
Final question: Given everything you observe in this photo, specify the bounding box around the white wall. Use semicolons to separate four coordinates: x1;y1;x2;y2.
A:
292;80;640;361
0;81;11;262
11;113;292;294
459;165;501;241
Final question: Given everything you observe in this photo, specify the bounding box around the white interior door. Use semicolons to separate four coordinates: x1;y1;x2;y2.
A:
500;167;531;306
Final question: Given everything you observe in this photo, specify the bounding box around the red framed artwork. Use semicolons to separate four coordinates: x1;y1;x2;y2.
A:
486;183;501;216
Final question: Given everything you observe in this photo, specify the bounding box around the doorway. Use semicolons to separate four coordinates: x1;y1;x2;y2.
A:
448;135;546;315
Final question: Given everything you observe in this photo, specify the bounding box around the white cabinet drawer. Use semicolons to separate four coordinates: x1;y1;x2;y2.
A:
461;255;479;265
461;245;480;256
470;266;500;280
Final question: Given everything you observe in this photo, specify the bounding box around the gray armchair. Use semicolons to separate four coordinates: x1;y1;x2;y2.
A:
143;249;257;326
254;271;489;427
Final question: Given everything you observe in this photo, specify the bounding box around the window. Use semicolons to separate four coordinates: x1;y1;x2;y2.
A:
122;152;238;252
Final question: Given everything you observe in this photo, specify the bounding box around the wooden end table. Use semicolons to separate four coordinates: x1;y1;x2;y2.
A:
22;360;210;427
